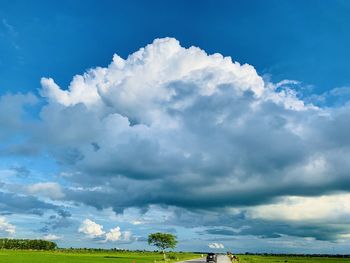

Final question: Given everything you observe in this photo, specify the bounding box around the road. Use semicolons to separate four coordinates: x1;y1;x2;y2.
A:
178;255;231;263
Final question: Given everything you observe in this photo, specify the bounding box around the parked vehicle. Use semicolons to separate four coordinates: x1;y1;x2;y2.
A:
206;253;217;263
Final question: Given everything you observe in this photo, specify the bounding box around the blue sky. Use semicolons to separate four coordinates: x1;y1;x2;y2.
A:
1;0;350;253
2;0;350;94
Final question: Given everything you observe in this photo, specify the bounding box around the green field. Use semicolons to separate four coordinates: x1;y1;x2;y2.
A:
0;250;199;263
238;255;350;263
1;251;350;263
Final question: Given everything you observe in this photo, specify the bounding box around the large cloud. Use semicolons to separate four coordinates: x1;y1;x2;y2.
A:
0;93;37;140
38;38;348;206
247;194;350;222
3;38;350;242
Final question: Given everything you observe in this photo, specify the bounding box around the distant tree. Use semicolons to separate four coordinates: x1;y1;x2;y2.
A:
148;232;177;260
0;238;57;250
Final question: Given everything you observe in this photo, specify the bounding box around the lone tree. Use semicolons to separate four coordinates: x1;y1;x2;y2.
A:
148;232;177;260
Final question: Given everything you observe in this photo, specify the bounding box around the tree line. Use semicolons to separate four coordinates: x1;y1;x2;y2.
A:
0;238;57;250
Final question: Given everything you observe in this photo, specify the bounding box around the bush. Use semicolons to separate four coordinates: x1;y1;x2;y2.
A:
168;252;178;260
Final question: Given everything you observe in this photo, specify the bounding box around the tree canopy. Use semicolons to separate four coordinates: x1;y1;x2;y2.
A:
148;232;177;253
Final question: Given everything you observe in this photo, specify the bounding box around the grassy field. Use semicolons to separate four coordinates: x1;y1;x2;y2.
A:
237;255;350;263
2;251;350;263
0;250;199;263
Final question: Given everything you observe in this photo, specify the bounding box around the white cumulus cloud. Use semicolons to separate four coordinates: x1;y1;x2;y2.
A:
36;38;318;213
0;217;15;235
208;243;224;249
78;219;133;243
3;37;350;242
105;227;122;242
78;219;105;238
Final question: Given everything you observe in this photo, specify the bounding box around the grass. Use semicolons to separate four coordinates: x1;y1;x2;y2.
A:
0;250;199;263
2;250;350;263
237;255;350;263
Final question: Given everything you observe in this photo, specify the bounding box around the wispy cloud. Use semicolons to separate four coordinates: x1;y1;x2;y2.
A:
1;18;19;49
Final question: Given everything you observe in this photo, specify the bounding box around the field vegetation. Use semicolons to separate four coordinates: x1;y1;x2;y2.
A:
236;254;350;263
0;249;199;263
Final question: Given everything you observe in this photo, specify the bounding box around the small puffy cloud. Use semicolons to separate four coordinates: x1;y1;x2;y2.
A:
42;234;62;241
78;219;105;238
0;217;15;235
105;227;121;242
78;219;133;243
208;243;224;249
26;182;65;200
105;227;135;243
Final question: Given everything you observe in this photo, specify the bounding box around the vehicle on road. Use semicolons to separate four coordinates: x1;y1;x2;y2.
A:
206;253;217;263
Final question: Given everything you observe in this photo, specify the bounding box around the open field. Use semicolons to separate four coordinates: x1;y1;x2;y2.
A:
1;251;350;263
237;255;350;263
0;250;199;263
